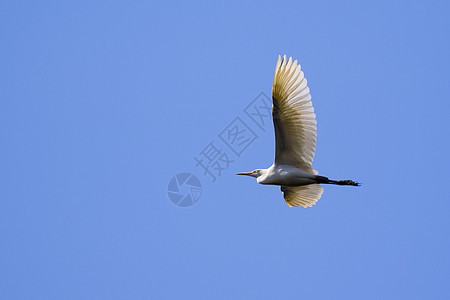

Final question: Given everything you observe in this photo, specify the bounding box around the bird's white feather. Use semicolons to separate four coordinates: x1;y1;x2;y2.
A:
272;55;318;175
281;184;324;207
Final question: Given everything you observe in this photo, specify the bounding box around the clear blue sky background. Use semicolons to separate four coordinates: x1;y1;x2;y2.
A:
1;0;449;299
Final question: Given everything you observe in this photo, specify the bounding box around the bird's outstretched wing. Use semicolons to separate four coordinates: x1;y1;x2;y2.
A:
272;55;318;175
281;184;324;208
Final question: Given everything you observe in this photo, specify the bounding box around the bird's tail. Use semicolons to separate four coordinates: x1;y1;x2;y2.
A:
316;176;361;186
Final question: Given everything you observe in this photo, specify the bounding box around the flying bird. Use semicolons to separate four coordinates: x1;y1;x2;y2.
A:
236;55;360;207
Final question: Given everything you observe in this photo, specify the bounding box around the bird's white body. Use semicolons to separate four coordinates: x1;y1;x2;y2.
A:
257;164;317;186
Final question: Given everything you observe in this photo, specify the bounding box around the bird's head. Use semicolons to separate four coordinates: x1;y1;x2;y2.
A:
236;169;263;178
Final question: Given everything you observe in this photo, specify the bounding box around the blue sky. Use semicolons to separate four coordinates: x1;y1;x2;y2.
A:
1;0;449;299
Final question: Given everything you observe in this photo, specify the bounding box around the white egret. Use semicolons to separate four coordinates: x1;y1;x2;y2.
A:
237;55;360;207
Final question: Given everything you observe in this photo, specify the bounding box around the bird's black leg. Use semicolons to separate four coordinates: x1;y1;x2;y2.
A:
316;176;360;186
328;179;361;186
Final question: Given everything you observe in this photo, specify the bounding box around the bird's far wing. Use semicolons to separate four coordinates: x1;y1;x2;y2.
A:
272;55;318;175
281;184;324;208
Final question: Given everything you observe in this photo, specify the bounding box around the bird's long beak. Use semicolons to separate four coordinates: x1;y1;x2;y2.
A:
236;172;253;176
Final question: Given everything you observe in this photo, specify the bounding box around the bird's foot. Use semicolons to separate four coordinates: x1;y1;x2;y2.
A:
341;180;360;186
